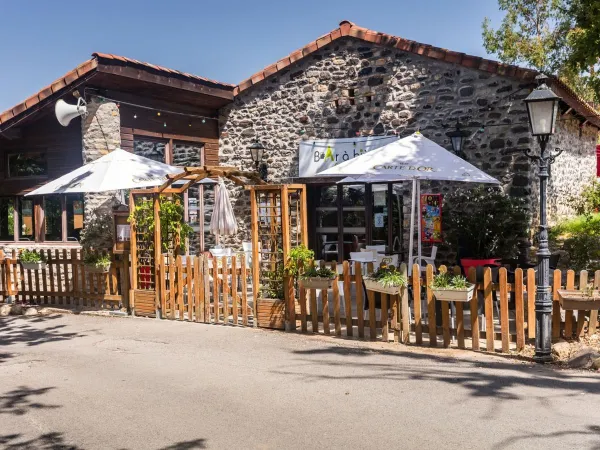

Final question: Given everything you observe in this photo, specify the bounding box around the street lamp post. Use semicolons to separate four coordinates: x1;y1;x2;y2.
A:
523;74;563;363
248;139;268;181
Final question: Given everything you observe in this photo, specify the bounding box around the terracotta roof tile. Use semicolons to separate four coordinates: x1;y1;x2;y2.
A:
1;53;234;129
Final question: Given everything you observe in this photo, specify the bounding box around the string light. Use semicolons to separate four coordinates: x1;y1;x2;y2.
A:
133;114;137;119
202;118;206;124
157;111;161;116
163;122;167;127
188;120;192;127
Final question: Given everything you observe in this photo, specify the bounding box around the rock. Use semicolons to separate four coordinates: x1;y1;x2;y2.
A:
24;307;38;317
9;304;23;315
592;357;600;371
0;304;11;317
552;341;571;360
567;347;600;370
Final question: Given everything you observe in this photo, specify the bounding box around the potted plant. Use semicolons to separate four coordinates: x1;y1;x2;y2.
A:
256;265;286;329
364;265;407;295
445;186;530;274
83;252;112;274
20;249;47;271
558;283;600;310
299;266;337;290
430;272;475;302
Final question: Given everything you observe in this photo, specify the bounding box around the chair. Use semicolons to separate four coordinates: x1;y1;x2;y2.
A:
350;251;374;262
366;245;386;254
412;245;438;273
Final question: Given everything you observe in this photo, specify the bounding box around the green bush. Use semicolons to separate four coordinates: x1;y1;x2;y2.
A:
573;179;600;217
551;214;600;272
444;186;530;259
83;252;112;269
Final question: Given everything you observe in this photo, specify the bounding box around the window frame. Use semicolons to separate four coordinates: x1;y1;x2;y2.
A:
6;150;49;180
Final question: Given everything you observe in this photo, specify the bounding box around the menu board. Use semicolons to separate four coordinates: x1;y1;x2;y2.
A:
420;194;442;243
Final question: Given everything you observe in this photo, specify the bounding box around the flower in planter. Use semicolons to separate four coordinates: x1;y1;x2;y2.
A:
430;272;471;290
83;252;112;270
365;265;407;288
20;249;45;264
299;266;337;280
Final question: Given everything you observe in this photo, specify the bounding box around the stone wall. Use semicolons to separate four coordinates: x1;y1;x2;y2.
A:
81;98;121;248
218;36;597;259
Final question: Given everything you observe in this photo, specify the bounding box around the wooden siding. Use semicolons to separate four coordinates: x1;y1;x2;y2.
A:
0;113;82;196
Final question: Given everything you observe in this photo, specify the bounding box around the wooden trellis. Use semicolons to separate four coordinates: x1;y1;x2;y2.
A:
246;184;308;328
129;166;265;317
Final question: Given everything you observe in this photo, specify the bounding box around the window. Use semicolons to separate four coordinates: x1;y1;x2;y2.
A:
8;151;48;178
0;198;15;241
19;198;35;241
44;196;62;241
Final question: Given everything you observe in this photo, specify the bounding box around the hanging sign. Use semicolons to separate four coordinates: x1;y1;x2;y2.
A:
73;200;84;229
298;136;398;177
420;194;442;243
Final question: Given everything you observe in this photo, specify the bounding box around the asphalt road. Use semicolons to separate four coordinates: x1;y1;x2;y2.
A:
0;313;599;450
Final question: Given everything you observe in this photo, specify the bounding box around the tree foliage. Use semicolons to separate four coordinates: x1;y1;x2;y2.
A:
482;0;600;103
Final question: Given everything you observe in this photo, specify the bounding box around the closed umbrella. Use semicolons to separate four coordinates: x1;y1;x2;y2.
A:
210;178;237;244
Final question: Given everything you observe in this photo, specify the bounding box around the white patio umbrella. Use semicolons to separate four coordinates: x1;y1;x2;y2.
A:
25;148;183;195
319;132;500;273
210;178;237;244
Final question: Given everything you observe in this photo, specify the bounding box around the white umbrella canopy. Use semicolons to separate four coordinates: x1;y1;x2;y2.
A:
25;148;183;195
210;178;238;240
319;132;500;184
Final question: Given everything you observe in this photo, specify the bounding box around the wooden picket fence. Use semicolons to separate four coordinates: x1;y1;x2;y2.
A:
0;249;129;309
154;253;251;324
285;262;600;353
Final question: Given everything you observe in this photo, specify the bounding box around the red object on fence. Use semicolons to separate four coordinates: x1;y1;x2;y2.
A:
140;265;151;290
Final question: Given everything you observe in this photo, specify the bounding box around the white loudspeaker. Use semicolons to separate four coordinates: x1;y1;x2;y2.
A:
55;97;87;126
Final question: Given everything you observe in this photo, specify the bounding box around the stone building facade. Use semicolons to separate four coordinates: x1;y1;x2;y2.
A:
218;21;599;259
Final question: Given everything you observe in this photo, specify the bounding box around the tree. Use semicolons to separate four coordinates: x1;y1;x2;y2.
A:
482;0;600;103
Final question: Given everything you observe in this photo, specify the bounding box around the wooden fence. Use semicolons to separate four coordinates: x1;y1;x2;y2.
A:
285;262;600;353
0;249;129;309
154;253;251;324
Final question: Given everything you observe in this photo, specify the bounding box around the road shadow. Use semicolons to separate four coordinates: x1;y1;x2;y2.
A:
157;439;207;449
0;386;60;416
491;424;600;449
276;344;600;401
0;432;82;450
0;315;90;348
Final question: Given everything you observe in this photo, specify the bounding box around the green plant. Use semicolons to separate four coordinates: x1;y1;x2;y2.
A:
300;266;336;280
83;252;112;269
260;264;285;299
20;249;45;264
550;213;600;272
80;211;114;251
285;244;314;278
129;195;193;253
431;272;471;290
445;186;530;259
366;265;407;288
572;179;600;218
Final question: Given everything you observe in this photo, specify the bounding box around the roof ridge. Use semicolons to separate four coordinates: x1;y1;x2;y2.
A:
232;20;599;128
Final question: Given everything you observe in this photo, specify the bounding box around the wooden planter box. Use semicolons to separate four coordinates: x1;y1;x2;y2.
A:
256;298;285;330
433;284;475;302
300;277;336;290
21;261;47;271
364;279;403;296
85;264;111;274
557;290;600;310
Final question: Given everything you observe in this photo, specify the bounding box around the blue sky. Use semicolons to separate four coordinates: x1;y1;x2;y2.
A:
0;0;504;112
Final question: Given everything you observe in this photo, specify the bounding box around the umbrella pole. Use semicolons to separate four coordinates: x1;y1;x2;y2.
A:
417;179;422;273
408;179;417;276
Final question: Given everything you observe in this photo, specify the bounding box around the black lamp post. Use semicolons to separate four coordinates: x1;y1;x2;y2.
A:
445;121;471;158
523;74;563;363
248;139;268;181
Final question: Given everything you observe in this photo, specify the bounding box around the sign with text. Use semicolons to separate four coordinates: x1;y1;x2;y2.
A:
298;136;398;177
420;194;442;243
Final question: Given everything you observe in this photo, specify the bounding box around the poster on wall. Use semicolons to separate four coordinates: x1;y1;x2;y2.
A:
21;200;33;235
73;200;84;229
420;194;442;243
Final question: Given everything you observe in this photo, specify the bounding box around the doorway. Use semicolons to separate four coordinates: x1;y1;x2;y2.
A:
308;183;404;262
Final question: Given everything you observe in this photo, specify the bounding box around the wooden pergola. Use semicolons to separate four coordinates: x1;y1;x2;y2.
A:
128;166;267;316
